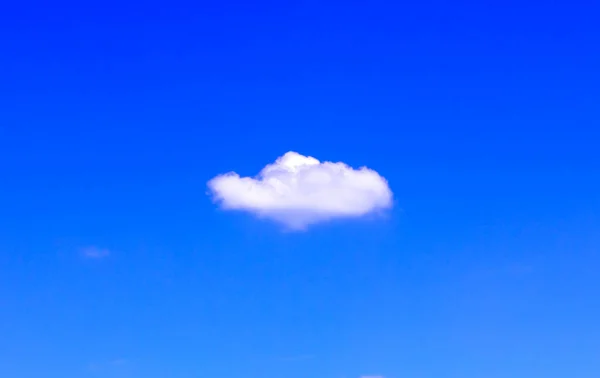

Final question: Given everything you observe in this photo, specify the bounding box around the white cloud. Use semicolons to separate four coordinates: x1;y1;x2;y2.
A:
81;246;110;259
207;151;393;229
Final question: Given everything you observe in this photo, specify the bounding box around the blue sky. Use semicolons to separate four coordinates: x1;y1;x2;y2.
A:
1;1;599;377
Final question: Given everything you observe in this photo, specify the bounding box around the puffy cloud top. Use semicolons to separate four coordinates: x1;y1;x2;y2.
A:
207;152;393;229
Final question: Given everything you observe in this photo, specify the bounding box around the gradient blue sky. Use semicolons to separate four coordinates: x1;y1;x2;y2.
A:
1;1;599;377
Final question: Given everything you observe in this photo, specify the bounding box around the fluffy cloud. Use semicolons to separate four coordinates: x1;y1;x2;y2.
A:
207;152;393;229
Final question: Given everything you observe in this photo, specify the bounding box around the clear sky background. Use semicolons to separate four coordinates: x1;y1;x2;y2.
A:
1;1;599;377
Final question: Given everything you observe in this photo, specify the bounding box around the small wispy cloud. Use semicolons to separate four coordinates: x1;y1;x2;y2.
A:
80;246;111;259
109;358;128;366
87;357;132;376
279;354;315;362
